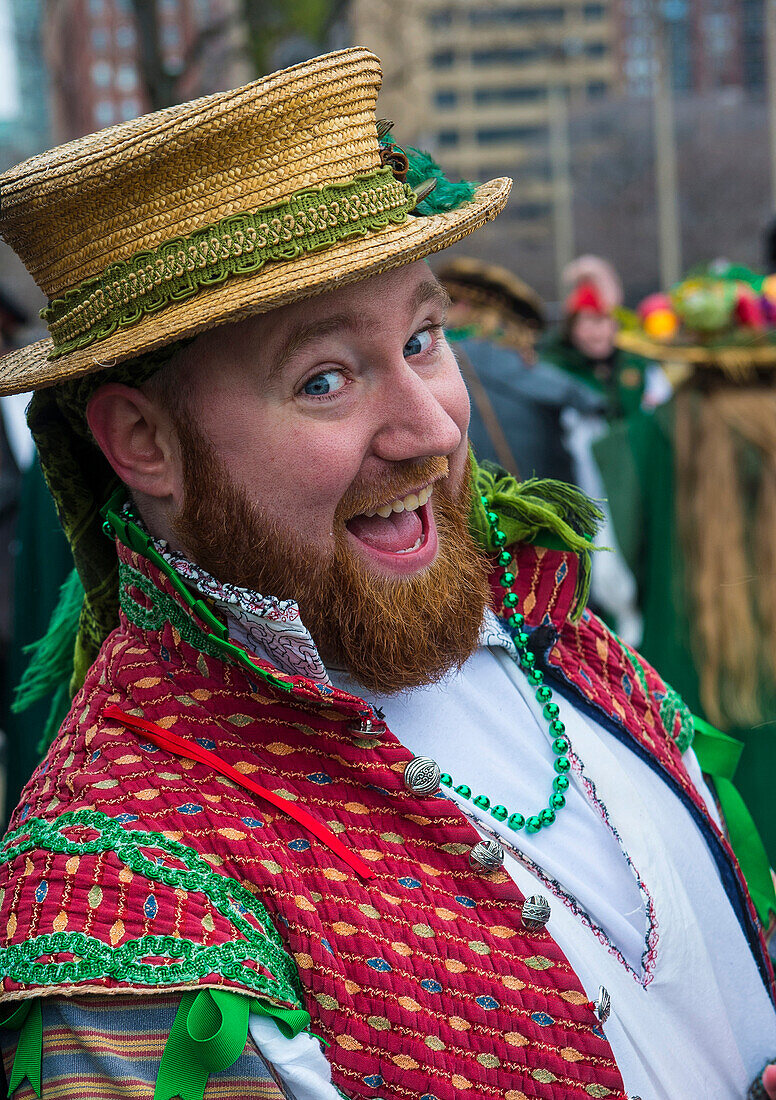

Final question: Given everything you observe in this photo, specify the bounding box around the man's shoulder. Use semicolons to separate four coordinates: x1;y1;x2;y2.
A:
556;605;695;757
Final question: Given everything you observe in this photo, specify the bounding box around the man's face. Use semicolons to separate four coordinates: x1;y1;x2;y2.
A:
158;261;491;693
173;261;471;577
570;309;617;362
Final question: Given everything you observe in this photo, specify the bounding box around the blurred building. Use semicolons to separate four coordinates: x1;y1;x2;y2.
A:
0;0;50;167
43;0;250;142
353;0;616;240
616;0;766;98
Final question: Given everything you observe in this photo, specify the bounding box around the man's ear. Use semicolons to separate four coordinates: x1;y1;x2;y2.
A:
87;383;181;503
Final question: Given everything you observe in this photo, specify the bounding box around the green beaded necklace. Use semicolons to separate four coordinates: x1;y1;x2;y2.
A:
439;495;571;835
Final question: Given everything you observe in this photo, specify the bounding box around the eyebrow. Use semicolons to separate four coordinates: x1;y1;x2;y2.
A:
268;276;452;382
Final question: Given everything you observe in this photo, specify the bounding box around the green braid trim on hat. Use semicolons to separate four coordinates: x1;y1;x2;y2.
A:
470;454;603;620
43;169;416;359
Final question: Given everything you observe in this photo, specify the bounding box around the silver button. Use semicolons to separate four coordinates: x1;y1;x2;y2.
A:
521;894;551;931
469;839;504;873
403;757;441;796
594;985;611;1024
349;718;383;738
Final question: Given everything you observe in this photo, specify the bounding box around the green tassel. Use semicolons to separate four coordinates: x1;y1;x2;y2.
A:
12;568;84;745
470;455;603;620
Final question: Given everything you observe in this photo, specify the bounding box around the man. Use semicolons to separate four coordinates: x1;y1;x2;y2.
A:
0;48;774;1100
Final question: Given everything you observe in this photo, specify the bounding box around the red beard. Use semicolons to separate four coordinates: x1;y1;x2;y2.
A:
171;416;490;694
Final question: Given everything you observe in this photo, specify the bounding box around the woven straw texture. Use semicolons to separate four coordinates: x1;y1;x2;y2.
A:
0;47;510;395
618;328;776;371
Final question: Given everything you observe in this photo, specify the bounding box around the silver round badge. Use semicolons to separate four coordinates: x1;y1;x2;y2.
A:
521;894;551;931
468;839;504;873
403;757;441;796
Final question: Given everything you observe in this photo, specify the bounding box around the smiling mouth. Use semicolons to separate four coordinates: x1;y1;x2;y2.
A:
346;485;435;557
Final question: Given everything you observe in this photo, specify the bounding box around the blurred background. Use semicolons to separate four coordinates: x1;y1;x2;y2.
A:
0;0;772;317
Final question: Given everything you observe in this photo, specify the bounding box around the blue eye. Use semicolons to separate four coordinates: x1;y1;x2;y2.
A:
302;369;346;396
404;329;433;357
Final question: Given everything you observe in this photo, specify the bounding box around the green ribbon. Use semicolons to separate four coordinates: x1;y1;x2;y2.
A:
693;715;776;925
155;989;311;1100
156;989;248;1100
249;999;311;1040
0;1000;42;1098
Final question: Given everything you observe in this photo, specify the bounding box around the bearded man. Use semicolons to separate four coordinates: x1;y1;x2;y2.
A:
0;49;774;1100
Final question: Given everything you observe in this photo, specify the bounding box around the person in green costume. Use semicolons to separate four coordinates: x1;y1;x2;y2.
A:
536;256;671;647
537;254;662;421
597;263;776;881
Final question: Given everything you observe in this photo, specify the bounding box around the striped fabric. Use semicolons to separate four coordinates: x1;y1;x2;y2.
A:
0;994;290;1100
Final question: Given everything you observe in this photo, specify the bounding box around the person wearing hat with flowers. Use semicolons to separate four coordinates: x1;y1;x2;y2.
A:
0;49;773;1100
597;262;776;913
535;257;669;649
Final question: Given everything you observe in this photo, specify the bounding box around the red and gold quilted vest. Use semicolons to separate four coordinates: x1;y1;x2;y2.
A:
1;537;772;1100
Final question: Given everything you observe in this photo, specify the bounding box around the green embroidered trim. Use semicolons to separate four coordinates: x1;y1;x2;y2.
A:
42;168;416;358
0;810;302;1003
623;648;694;753
118;561;228;662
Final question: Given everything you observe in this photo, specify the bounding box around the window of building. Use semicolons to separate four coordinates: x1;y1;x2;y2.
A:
160;0;180;12
519;157;552;180
437;130;459;147
162;24;181;48
120;97;141;121
505;202;553;220
474;85;546;105
115;63;138;92
469;6;564;24
431;49;454;68
476;125;546;145
583;3;606;17
434;89;458;108
587;80;608;98
88;0;106;14
584;42;608;58
91;60;112;88
471;45;548;66
91;27;109;51
428;7;453;28
95;99;116;127
116;23;136;49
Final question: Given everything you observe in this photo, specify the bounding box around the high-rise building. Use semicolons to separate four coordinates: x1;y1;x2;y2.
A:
44;0;250;143
352;0;617;237
615;0;766;98
0;0;50;166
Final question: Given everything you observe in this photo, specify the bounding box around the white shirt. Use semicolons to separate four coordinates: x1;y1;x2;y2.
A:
327;616;776;1099
161;541;775;1098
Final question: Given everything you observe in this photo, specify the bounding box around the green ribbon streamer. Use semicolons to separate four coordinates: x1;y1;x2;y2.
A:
155;989;249;1100
155;989;311;1100
0;1000;42;1098
249;999;311;1040
693;715;776;925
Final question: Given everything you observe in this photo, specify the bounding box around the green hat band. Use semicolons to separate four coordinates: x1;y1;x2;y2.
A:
42;167;416;359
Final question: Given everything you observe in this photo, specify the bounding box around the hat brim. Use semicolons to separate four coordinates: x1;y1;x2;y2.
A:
618;327;776;368
0;176;511;395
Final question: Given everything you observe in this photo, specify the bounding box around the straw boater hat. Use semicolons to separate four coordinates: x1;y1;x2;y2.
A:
0;46;510;396
436;256;545;348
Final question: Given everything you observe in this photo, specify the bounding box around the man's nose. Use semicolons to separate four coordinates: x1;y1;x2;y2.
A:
369;361;463;462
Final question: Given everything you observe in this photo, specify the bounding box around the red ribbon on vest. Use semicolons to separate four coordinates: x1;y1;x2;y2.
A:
103;705;375;881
